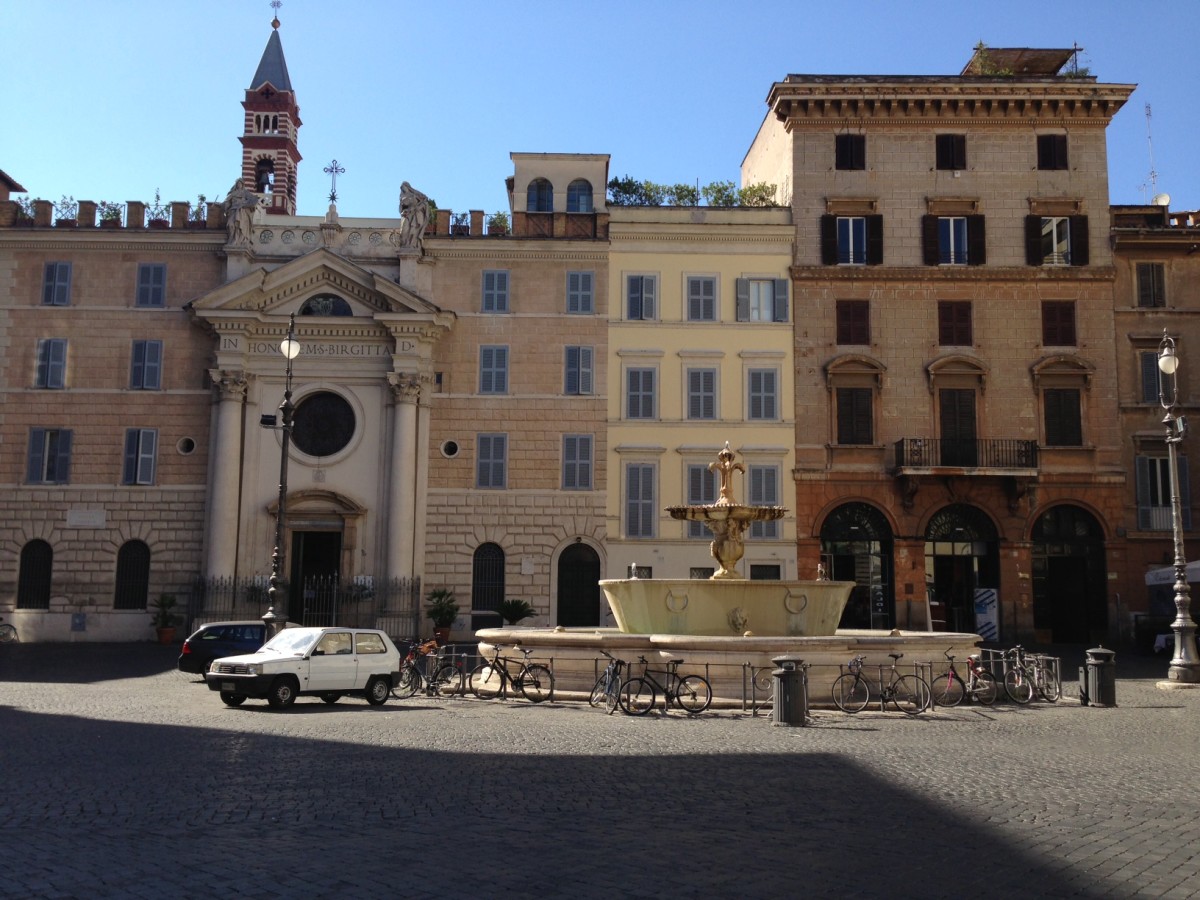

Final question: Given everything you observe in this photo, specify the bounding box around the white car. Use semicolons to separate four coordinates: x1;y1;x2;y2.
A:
205;626;402;709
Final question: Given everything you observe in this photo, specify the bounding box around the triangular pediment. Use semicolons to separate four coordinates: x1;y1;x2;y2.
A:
188;247;442;317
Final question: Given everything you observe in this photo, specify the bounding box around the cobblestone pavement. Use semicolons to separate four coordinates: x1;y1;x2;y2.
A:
1;643;1199;899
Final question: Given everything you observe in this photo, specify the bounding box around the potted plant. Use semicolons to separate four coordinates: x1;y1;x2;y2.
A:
98;201;123;228
487;211;509;236
147;188;169;229
14;196;37;225
425;588;458;645
450;211;470;235
498;598;535;626
150;593;179;645
189;194;207;228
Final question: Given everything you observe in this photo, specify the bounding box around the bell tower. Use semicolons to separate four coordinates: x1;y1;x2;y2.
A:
240;8;301;215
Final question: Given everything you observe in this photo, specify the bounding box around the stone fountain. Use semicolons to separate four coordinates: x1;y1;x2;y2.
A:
601;443;855;637
474;444;981;706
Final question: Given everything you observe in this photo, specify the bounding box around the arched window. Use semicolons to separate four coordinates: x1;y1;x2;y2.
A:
300;294;353;317
255;159;275;194
17;539;52;610
113;540;151;610
471;543;505;629
567;179;593;213
820;503;894;629
527;178;553;213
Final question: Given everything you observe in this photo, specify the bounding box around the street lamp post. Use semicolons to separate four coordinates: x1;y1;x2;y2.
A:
263;312;301;637
1157;330;1200;683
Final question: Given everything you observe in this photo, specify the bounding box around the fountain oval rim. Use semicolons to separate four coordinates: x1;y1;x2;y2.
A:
666;504;788;522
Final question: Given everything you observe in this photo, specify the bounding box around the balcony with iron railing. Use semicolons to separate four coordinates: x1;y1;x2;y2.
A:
893;438;1038;473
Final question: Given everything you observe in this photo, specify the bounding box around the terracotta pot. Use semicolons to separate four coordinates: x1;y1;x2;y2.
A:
156;626;176;645
433;626;451;646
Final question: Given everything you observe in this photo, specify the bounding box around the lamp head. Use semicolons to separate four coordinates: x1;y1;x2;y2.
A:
1159;344;1179;376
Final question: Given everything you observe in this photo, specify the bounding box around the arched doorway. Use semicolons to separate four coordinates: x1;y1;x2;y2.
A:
557;542;601;627
820;503;895;630
925;504;1000;637
1031;505;1107;643
472;543;505;631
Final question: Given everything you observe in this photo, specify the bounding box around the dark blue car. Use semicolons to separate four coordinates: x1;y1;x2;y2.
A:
178;621;269;675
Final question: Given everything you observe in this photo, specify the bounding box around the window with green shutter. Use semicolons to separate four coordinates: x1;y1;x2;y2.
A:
136;263;166;307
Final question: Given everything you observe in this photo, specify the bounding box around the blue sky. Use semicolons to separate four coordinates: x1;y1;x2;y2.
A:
2;0;1196;218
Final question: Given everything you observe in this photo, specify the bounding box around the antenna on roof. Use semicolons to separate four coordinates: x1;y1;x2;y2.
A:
1141;103;1161;204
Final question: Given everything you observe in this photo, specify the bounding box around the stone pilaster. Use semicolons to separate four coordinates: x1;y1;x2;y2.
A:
386;373;422;581
205;369;247;578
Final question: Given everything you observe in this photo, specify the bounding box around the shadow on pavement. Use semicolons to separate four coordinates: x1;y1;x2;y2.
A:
0;641;179;684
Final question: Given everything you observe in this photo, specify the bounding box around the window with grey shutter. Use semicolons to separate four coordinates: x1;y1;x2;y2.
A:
1136;455;1189;530
27;428;72;484
131;340;163;390
564;346;593;395
1137;263;1166;308
626;368;656;419
686;464;718;538
749;465;779;538
42;262;72;306
122;428;158;485
626;463;656;538
36;338;67;389
687;276;716;321
479;345;508;394
748;368;778;420
627;275;656;320
1141;351;1163;404
687;368;717;420
567;271;594;313
562;434;593;490
476;434;507;489
136;263;166;307
482;270;509;312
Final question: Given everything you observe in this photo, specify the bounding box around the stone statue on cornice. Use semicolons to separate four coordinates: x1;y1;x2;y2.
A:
398;181;430;256
224;181;260;249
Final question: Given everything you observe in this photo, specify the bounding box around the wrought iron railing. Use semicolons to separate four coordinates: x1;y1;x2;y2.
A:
894;438;1038;470
186;575;421;640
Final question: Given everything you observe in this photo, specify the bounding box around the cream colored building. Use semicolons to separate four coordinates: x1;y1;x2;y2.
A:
605;206;796;583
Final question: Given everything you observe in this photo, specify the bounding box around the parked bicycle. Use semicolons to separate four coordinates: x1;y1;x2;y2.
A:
468;643;555;703
929;648;998;707
589;650;627;715
832;653;930;715
391;638;463;699
620;655;713;716
0;616;17;643
1002;645;1060;704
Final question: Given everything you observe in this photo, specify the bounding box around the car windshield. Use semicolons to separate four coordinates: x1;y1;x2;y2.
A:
260;629;319;655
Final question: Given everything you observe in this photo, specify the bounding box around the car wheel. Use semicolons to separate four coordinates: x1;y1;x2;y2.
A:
321;693;342;705
266;677;298;710
365;676;390;706
220;692;246;707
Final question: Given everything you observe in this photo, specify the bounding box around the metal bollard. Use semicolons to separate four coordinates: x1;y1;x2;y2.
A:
1079;646;1117;707
771;654;808;726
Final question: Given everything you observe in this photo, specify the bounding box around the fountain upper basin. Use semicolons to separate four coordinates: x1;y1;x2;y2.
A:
600;577;855;637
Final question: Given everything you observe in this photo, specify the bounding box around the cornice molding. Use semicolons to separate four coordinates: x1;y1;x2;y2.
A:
0;235;225;252
789;265;1117;284
429;246;608;263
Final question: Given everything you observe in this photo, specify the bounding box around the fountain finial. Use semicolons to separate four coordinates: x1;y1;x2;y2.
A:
709;441;745;507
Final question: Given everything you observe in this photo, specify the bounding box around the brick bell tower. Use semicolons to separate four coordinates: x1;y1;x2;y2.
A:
240;9;301;214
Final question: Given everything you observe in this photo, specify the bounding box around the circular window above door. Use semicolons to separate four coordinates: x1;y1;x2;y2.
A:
292;391;356;457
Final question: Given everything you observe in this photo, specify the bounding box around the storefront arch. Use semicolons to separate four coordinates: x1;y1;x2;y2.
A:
556;541;602;627
819;502;895;630
924;504;1001;638
1031;504;1107;643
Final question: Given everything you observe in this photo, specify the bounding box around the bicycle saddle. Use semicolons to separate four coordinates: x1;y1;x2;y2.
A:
889;653;903;660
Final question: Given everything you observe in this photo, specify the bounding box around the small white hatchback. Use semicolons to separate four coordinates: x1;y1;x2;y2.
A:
205;626;402;709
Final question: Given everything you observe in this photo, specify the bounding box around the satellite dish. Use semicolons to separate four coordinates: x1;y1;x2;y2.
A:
1153;193;1171;207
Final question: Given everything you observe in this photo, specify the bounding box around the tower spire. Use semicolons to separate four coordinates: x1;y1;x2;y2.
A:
239;2;301;215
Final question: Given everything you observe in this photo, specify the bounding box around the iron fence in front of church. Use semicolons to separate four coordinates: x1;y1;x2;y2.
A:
186;575;421;640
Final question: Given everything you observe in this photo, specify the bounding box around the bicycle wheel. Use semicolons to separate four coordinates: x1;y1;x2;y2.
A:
832;673;870;713
892;675;929;715
0;624;17;643
1038;667;1062;703
517;664;554;703
603;675;622;715
1004;667;1034;704
930;671;965;708
620;677;657;716
391;662;420;699
972;671;998;706
431;663;462;697
589;672;611;708
469;663;504;700
673;674;713;714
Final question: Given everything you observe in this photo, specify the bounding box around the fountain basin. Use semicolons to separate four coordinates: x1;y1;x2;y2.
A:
600;578;855;637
